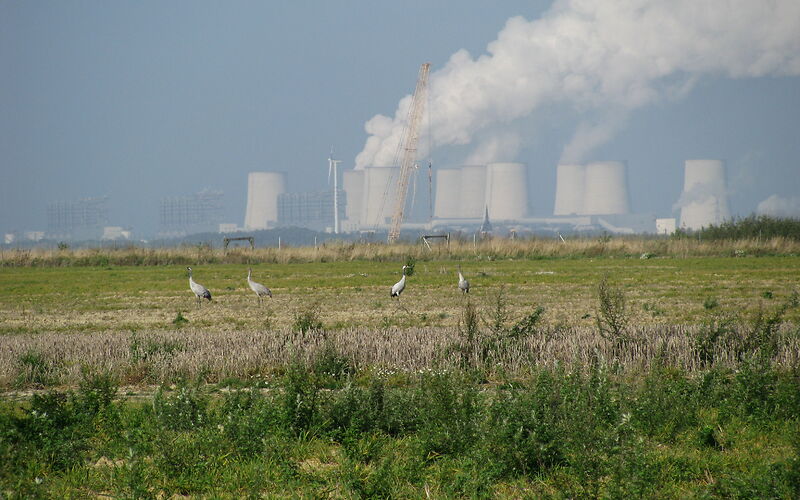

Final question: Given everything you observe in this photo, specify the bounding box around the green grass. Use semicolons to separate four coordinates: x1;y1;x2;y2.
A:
1;252;799;496
1;362;798;498
1;256;798;335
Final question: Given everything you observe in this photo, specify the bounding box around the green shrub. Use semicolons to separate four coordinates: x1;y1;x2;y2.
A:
172;310;189;327
694;312;734;365
311;340;354;387
480;371;565;478
629;367;698;440
76;367;118;417
280;362;322;436
416;373;479;459
292;305;323;335
153;382;208;431
508;305;545;339
693;214;800;241
736;291;798;360
217;388;281;458
595;276;631;345
15;350;61;388
17;392;89;471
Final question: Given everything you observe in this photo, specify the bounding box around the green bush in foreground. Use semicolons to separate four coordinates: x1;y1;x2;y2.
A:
1;359;799;498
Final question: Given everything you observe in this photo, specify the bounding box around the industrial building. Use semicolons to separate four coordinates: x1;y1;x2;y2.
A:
46;196;110;240
360;167;400;228
278;190;346;232
159;190;224;238
240;156;730;238
679;160;730;230
244;172;287;230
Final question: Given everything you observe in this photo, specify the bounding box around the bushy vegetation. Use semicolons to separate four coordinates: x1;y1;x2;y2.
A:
2;245;799;496
1;358;799;497
680;215;800;241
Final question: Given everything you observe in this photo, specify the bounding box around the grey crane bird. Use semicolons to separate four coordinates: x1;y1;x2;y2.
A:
457;266;470;294
247;268;272;304
187;267;211;306
390;265;408;297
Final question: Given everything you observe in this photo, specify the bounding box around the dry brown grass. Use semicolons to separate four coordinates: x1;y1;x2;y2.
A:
2;324;798;390
2;236;799;267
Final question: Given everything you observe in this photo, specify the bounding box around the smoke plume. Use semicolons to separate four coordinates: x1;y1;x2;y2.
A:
757;195;800;218
354;0;800;169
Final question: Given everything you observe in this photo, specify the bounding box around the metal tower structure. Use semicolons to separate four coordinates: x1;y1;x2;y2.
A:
328;150;342;234
387;62;430;243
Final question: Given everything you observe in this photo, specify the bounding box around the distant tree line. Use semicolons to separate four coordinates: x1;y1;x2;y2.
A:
675;215;800;240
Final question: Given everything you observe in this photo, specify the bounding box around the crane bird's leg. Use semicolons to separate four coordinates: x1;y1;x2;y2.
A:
394;298;410;315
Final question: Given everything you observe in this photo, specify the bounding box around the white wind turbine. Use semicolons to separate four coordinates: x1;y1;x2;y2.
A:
328;149;342;234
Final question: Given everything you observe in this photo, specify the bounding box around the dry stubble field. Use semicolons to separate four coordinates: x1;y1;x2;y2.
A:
1;247;798;389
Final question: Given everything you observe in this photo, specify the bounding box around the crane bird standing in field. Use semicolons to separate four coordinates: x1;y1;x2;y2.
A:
458;266;470;294
247;268;272;304
390;265;408;298
187;267;211;306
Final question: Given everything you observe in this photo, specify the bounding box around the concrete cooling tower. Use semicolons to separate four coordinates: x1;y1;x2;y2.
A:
244;172;287;230
342;170;364;224
484;162;528;221
553;164;585;215
459;165;487;219
434;168;462;219
361;166;399;228
582;161;630;215
679;160;730;230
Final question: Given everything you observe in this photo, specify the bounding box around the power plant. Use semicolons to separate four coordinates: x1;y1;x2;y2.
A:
485;162;529;221
231;63;727;239
244;172;287;230
459;165;488;218
553;164;585;216
234;154;736;238
360;167;399;229
159;190;224;238
582;161;630;216
231;45;728;242
433;168;461;219
341;170;364;232
679;160;730;230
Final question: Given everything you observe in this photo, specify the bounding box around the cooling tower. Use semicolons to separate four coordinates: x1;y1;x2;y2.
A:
485;162;528;221
553;164;585;215
459;165;487;219
342;170;364;224
679;160;730;230
244;171;287;230
361;166;399;228
434;168;462;219
582;161;630;215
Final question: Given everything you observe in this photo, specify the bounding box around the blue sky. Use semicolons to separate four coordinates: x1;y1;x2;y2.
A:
2;1;799;237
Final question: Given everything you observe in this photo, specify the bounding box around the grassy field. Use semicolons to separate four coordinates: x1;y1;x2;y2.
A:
1;254;798;334
1;242;799;497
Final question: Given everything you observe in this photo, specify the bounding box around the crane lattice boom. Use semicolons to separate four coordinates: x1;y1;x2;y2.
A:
387;62;430;243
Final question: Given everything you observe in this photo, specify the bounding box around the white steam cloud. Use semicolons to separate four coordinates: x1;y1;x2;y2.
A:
354;0;800;169
756;195;800;218
672;182;729;212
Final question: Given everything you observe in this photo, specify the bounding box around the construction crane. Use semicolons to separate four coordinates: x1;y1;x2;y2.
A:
387;62;430;244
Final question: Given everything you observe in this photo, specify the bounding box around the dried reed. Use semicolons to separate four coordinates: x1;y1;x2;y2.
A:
2;324;797;390
2;236;799;267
